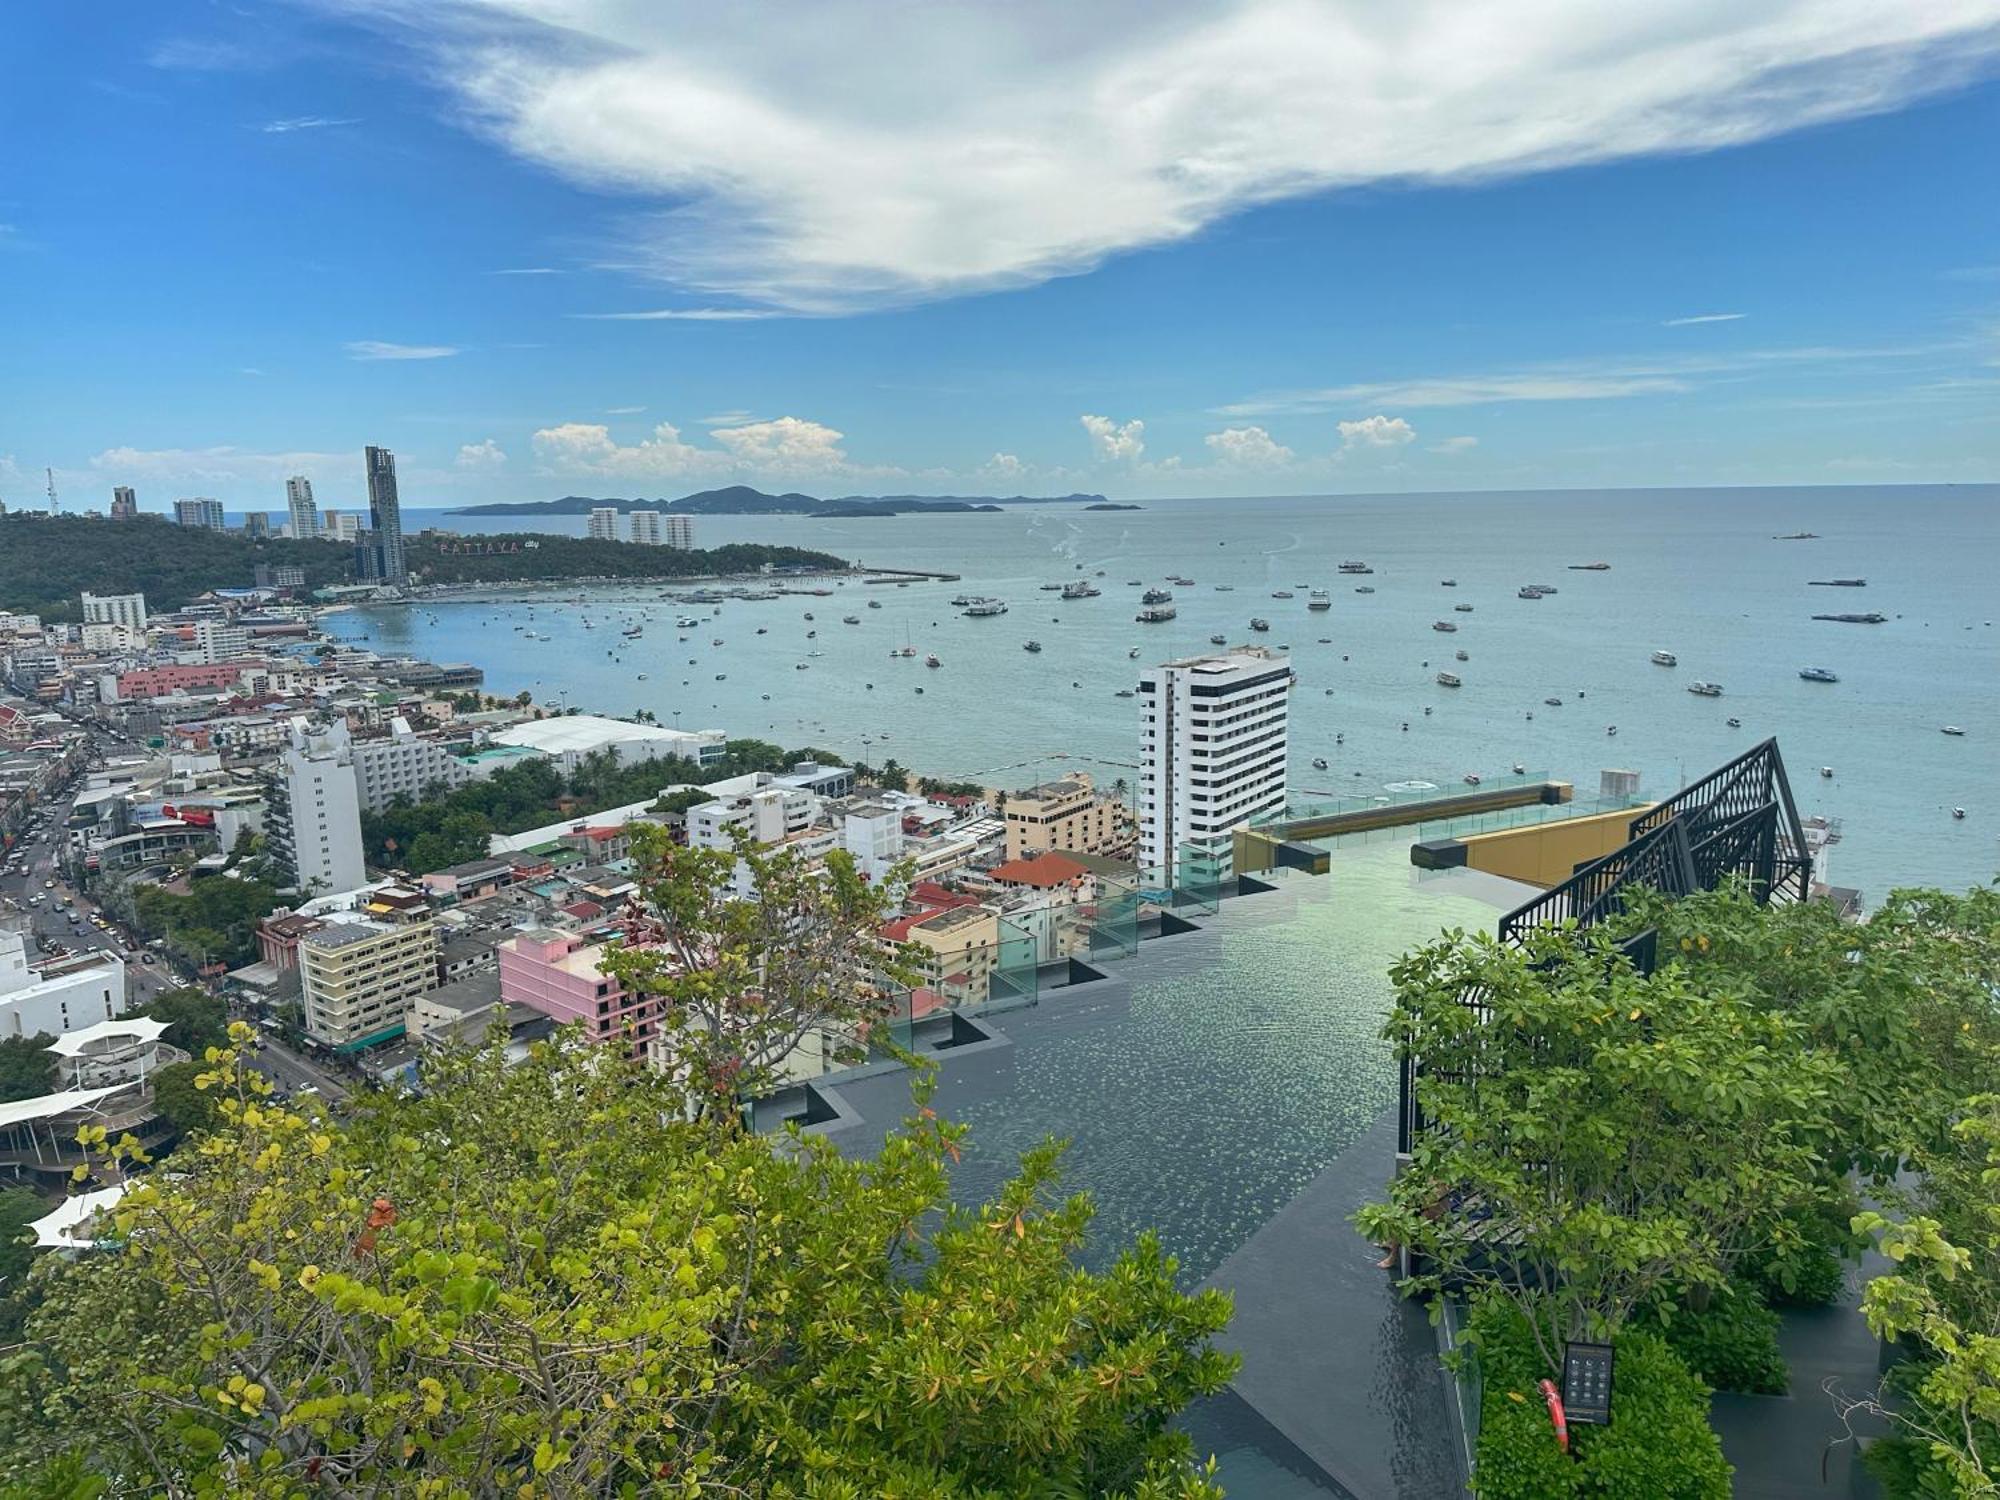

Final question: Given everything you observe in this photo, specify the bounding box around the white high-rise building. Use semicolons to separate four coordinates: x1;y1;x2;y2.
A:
587;506;620;541
347;716;465;813
193;619;252;664
1138;646;1293;878
663;514;694;550
628;509;661;545
80;591;148;632
323;510;361;544
173;497;227;530
264;719;368;896
285;476;319;539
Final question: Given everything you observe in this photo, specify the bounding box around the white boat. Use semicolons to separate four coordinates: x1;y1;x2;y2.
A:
1307;590;1332;610
963;599;1008;617
1338;561;1373;574
1941;725;1966;736
1312;757;1328;769
1060;581;1101;599
1651;650;1677;666
1463;773;1482;786
1454;603;1474;613
1137;605;1177;622
1436;671;1462;687
1688;681;1723;697
1432;620;1458;633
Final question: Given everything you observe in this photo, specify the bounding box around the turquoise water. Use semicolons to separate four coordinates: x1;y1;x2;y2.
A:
330;486;1998;900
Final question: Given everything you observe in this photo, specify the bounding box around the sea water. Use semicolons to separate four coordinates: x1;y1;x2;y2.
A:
326;485;1998;901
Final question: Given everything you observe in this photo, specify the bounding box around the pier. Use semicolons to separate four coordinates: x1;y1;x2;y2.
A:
857;566;962;583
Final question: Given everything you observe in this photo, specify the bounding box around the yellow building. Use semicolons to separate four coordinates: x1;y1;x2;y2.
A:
299;917;440;1051
904;905;1002;1010
1004;773;1133;863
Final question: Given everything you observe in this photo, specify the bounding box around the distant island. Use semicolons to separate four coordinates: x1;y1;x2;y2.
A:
448;485;1110;518
1085;502;1142;511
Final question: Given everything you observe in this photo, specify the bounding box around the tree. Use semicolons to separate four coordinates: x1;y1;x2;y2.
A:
600;825;921;1117
0;1035;57;1104
145;1059;220;1138
1356;922;1845;1372
877;758;910;792
132;987;228;1055
3;1027;1236;1496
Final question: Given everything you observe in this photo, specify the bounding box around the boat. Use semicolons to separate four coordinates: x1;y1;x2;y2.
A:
1040;583;1065;591
1455;649;1468;662
1141;587;1174;605
1651;650;1678;667
1774;531;1820;540
1820;766;1834;778
1128;647;1140;659
842;615;861;624
1354;586;1375;595
1518;587;1546;600
794;662;809;671
1813;612;1888;624
1953;807;1967;819
1809;579;1866;587
1311;756;1328;770
1214;584;1234;593
1463;773;1482;786
1338;561;1373;574
803;612;814;621
892;645;916;658
1727;717;1741;727
1169;576;1195;587
1060;581;1101;599
1272;590;1295;599
621;625;643;638
867;599;882;608
1440;579;1457;587
1307;590;1332;610
1606;725;1618;736
963;599;1008;617
1432;620;1458;633
1114;689;1135;698
637;673;647;680
1435;671;1462;688
925;655;941;668
949;594;976;607
1136;605;1178;623
1249;618;1271;632
1513;762;1526;774
675;616;701;628
1568;561;1612;571
1941;725;1966;736
1544;696;1563;706
1023;640;1042;653
1799;666;1840;683
1454;603;1474;613
1210;634;1227;645
1688;681;1723;697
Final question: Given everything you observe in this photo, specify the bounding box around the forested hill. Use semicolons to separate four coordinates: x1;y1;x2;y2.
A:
450;485;1108;516
0;514;848;620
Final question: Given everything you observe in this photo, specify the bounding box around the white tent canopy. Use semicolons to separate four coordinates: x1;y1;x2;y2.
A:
29;1183;132;1249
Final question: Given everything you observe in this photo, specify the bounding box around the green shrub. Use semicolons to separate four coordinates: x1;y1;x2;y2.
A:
1466;1298;1733;1500
1650;1290;1788;1395
1743;1201;1859;1308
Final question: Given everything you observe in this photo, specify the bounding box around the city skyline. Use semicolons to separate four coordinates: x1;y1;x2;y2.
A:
4;3;2000;506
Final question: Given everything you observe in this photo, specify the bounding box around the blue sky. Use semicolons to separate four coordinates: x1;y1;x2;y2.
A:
3;1;1998;511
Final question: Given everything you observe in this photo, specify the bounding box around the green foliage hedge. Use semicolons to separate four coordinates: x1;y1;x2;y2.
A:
1650;1290;1789;1395
1467;1298;1733;1500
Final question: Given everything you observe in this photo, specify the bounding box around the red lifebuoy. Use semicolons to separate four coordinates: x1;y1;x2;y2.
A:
1538;1379;1570;1453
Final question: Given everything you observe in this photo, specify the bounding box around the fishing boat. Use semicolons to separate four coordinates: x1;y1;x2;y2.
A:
1114;689;1135;698
1544;697;1563;707
1569;561;1612;571
1432;620;1458;633
963;598;1008;617
1688;681;1723;697
1061;581;1101;599
1455;649;1469;662
621;625;643;638
1651;650;1677;666
1023;640;1042;653
1141;587;1174;605
1454;603;1474;613
1436;671;1462;687
1440;579;1457;587
925;654;941;668
842;615;861;624
1307;590;1332;610
1799;666;1840;683
1210;634;1227;645
1137;605;1178;623
1808;579;1866;587
1518;587;1546;600
1249;618;1271;632
867;599;882;608
1354;586;1375;595
1338;561;1373;574
1727;717;1741;727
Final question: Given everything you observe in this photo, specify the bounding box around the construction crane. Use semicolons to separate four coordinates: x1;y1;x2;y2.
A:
45;466;59;515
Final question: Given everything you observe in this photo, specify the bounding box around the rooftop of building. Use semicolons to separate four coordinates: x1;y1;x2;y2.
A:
490;714;722;756
1013;777;1090;802
986;851;1092;887
301;917;415;950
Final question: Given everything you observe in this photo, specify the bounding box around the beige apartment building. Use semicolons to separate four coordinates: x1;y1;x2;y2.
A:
1003;772;1133;863
299;917;440;1050
905;904;1003;1010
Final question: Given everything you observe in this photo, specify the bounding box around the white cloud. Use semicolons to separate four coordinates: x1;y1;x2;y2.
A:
1430;435;1479;454
261;116;360;134
492;266;563;275
983;452;1026;479
1203;425;1294;466
1339;415;1417;449
456;438;507;470
570;308;784;321
1662;312;1747;326
86;445;350;487
1081;414;1145;463
344;340;459;361
606;405;646;415
699;410;755;426
362;1;2000;312
531;415;869;480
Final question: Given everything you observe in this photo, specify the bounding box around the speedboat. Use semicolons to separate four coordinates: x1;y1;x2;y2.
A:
1799;666;1840;683
1272;590;1295;599
1023;640;1042;653
1953;807;1967;819
1605;725;1617;735
1210;634;1227;645
1354;586;1375;595
1726;717;1742;727
1544;697;1563;707
1941;725;1966;736
1820;766;1834;778
1463;773;1482;786
1454;603;1474;612
1512;762;1526;774
1455;649;1469;662
1432;620;1458;633
1128;647;1140;659
1311;757;1328;770
925;654;941;668
1651;650;1677;667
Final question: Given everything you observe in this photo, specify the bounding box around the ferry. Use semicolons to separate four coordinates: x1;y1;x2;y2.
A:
1060;581;1101;599
1651;650;1677;666
1808;579;1866;587
1141;587;1174;605
1432;620;1458;633
1023;640;1042;653
963;599;1008;617
1435;671;1462;688
1568;561;1612;571
1688;681;1723;697
1338;561;1374;574
1799;666;1840;683
1307;590;1332;610
1249;618;1271;632
1136;605;1178;623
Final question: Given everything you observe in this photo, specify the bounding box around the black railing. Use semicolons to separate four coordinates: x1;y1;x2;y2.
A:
1397;743;1810;1157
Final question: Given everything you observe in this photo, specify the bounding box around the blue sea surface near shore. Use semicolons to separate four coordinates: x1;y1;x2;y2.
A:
323;486;1999;902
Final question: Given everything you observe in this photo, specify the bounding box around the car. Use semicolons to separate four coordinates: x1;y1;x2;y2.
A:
140;953;156;966
43;879;54;889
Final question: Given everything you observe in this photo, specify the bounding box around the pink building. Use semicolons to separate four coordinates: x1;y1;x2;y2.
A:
115;663;248;699
496;928;656;1056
